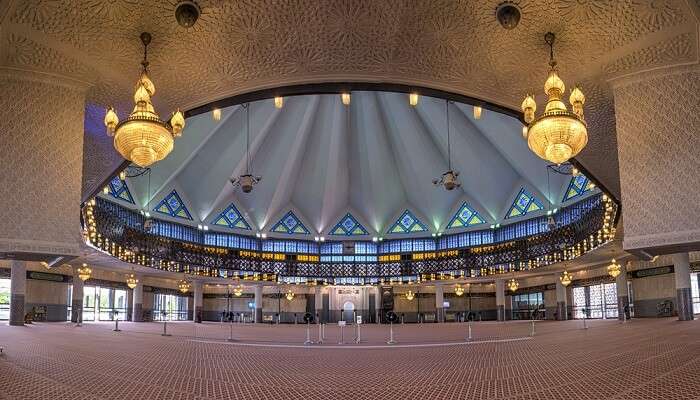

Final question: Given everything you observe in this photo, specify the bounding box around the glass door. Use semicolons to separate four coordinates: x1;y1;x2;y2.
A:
572;283;618;319
153;294;188;321
83;286;96;321
97;287;128;321
0;279;10;320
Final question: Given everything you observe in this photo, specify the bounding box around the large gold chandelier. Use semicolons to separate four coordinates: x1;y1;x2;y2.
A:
177;278;191;294
104;32;184;168
507;278;519;292
607;259;621;278
522;32;587;165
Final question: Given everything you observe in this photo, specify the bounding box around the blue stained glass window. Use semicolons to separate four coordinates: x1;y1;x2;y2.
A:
562;175;595;202
107;176;135;204
387;210;428;234
271;211;310;235
505;188;544;219
447;202;486;229
329;213;369;236
153;190;192;220
211;203;251;230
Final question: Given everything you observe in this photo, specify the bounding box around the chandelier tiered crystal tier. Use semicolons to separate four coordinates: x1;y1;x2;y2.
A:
522;32;587;165
104;32;185;168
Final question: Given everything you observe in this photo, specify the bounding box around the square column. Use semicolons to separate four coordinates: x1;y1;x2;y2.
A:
435;285;445;323
10;260;26;326
254;285;263;323
673;253;693;321
375;285;381;323
555;273;568;321
132;279;143;322
616;262;630;320
314;286;323;323
71;267;84;323
495;279;505;321
193;281;203;323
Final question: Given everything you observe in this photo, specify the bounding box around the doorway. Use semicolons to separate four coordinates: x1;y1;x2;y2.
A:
342;301;355;323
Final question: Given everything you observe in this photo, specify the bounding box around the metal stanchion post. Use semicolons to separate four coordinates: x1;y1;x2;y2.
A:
583;317;588;330
355;323;361;343
227;317;235;342
322;323;326;341
113;311;121;332
304;322;312;345
530;320;535;337
338;323;345;344
318;322;323;344
467;320;472;341
162;320;171;336
387;321;396;345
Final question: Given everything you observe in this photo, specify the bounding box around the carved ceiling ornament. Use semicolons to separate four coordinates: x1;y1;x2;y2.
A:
0;0;697;201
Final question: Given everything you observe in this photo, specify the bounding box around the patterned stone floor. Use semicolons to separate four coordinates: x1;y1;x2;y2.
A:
1;319;699;399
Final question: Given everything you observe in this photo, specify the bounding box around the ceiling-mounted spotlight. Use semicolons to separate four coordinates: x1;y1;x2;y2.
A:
496;1;521;30
274;96;284;109
409;93;419;106
433;170;461;190
341;92;351;106
212;108;221;121
175;1;201;28
473;106;483;119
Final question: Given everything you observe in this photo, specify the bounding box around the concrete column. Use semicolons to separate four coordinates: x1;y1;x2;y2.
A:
71;267;84;323
495;279;505;321
435;285;444;322
192;280;203;323
254;285;263;323
616;262;630;320
673;253;693;321
555;273;567;321
314;286;323;323
9;260;27;326
132;279;143;322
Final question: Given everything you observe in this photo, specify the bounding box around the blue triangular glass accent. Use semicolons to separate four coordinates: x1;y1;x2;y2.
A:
107;176;134;204
153;190;192;220
505;188;543;219
211;203;251;230
447;202;485;229
387;210;428;234
270;211;309;235
329;213;369;236
562;175;594;202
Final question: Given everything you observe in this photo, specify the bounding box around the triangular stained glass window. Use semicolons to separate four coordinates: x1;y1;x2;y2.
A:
107;176;134;204
329;213;369;236
505;188;544;219
447;202;486;229
387;210;428;234
271;211;310;235
562;175;595;202
212;203;251;230
153;190;192;220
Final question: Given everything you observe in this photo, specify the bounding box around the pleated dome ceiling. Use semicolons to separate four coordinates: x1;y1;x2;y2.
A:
119;91;586;238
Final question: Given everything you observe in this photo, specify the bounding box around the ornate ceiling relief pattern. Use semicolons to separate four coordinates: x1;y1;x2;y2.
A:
0;0;697;251
0;73;87;256
613;65;700;252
